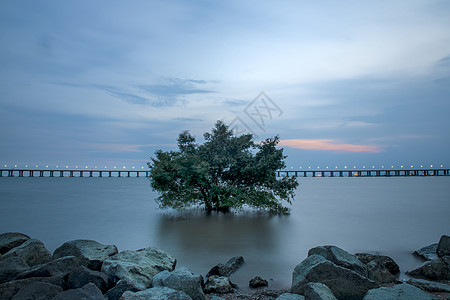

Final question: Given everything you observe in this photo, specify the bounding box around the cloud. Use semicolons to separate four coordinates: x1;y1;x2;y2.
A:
138;77;215;97
279;139;381;153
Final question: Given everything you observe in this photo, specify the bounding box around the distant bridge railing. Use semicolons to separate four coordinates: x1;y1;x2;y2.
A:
0;169;150;178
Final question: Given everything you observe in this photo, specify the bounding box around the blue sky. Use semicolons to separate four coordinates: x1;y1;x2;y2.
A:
1;1;449;170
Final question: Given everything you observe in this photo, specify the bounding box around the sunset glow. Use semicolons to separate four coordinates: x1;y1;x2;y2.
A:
279;139;381;153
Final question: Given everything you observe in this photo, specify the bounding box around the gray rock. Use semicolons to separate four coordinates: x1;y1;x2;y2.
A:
308;246;367;277
304;282;337;300
120;286;192;300
209;297;226;300
366;260;396;283
17;256;79;279
102;247;176;290
363;283;437;300
53;239;118;271
406;256;450;280
0;233;30;255
437;235;450;258
2;239;52;267
68;265;110;292
275;293;305;300
107;279;142;300
413;244;439;261
11;281;62;300
152;267;205;300
52;282;105;300
206;256;245;277
204;276;234;294
355;253;400;274
249;276;268;288
291;254;378;300
0;276;65;300
407;278;450;292
0;257;30;284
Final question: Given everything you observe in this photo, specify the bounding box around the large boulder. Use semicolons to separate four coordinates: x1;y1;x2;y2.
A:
276;293;305;300
16;256;79;279
102;247;176;290
11;282;62;300
206;256;245;277
67;265;110;292
355;253;400;275
120;286;192;300
249;276;268;288
52;282;105;300
407;278;450;293
437;235;450;258
304;282;337;300
0;233;30;255
363;283;437;300
366;260;396;283
2;239;52;267
308;246;367;277
413;244;439;261
0;276;65;300
152;267;205;300
204;276;235;294
0;257;30;284
291;254;378;300
53;239;118;271
406;256;450;280
107;279;142;300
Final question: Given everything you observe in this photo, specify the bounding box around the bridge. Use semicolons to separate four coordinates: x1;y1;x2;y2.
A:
0;168;449;178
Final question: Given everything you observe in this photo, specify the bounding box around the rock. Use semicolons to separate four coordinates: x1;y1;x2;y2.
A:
204;276;234;294
308;246;367;277
152;267;205;300
102;247;176;290
275;293;305;300
52;282;105;300
407;278;450;293
366;260;396;283
107;279;142;300
363;283;437;300
304;282;337;300
355;253;400;274
17;256;79;279
209;296;226;300
437;235;450;258
291;254;378;299
413;244;439;261
249;276;268;288
0;257;30;284
11;282;62;300
2;239;52;267
53;239;118;271
68;265;110;292
206;256;244;277
406;256;450;280
0;233;30;255
0;276;65;300
120;286;192;300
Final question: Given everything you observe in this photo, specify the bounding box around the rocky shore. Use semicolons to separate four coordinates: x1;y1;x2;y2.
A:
0;232;449;300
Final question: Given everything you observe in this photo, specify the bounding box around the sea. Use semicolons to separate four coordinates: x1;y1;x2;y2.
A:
0;176;449;290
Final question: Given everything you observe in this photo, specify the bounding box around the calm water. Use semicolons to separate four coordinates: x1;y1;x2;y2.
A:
0;176;449;290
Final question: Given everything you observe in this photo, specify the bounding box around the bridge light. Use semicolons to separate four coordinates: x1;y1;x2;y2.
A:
382;166;384;168
76;166;78;168
4;165;6;167
317;166;320;169
46;165;48;168
132;166;135;169
354;166;356;169
441;165;443;168
344;166;347;169
335;166;338;169
36;165;38;168
391;165;394;168
363;166;365;169
430;165;433;168
66;166;69;168
25;165;28;168
85;166;88;169
14;165;17;168
123;166;126;169
372;166;375;168
56;166;58;168
141;166;144;169
420;165;423;168
114;166;116;169
326;166;328;169
401;165;403;168
308;166;311;169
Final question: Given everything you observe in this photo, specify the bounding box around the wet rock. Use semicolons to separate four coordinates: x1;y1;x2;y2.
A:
0;276;65;300
52;282;105;300
291;254;378;299
355;253;400;274
0;233;30;255
413;244;439;261
275;293;305;300
249;276;268;288
209;296;226;300
204;276;235;294
308;246;367;277
437;235;450;258
67;265;110;292
11;281;62;300
363;283;437;300
102;247;176;290
206;256;245;277
17;256;79;279
407;278;450;293
0;257;30;284
2;239;52;267
107;279;142;300
53;239;118;271
406;256;450;280
152;267;205;300
304;282;337;300
366;260;396;283
120;286;192;300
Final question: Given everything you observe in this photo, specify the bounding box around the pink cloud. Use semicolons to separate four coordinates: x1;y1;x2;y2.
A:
279;139;381;153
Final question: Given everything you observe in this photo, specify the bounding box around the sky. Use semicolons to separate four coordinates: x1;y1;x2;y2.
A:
1;1;450;170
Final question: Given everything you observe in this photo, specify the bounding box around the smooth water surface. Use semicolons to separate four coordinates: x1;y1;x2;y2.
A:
0;176;449;289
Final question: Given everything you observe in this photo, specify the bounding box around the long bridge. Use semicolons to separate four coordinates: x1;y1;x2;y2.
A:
0;168;449;178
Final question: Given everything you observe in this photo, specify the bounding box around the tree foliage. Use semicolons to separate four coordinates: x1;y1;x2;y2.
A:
148;121;298;214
